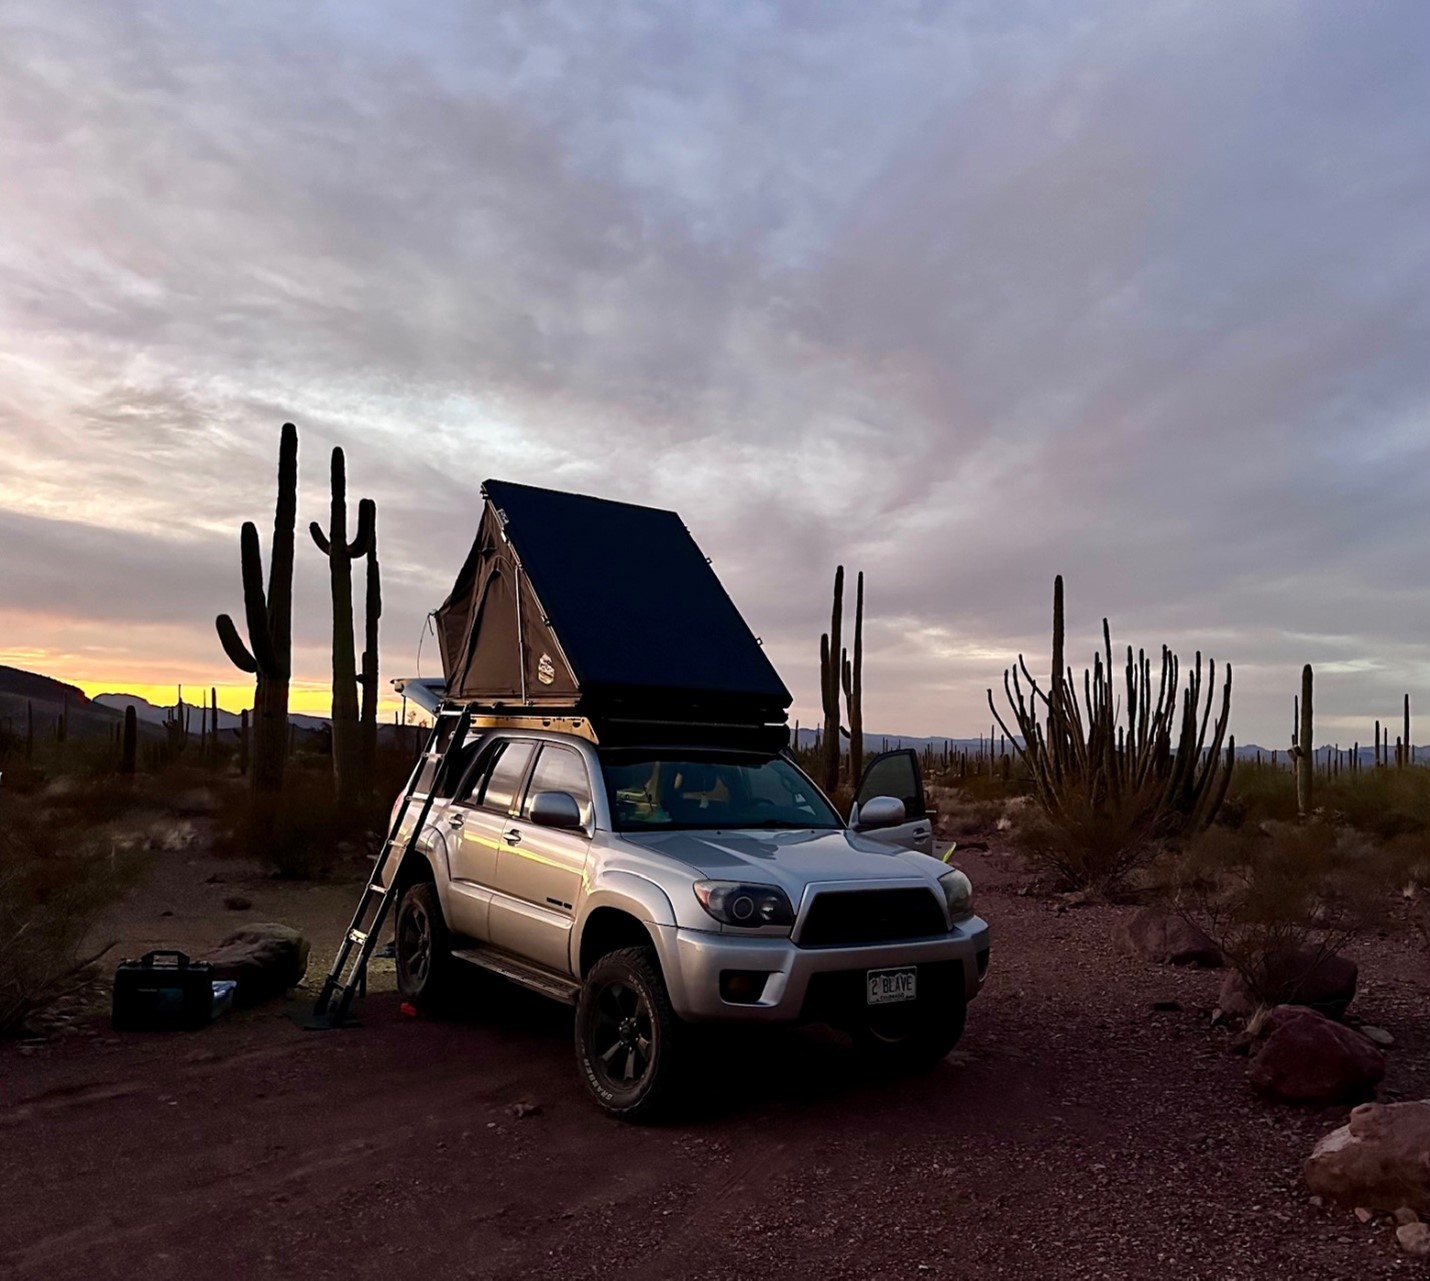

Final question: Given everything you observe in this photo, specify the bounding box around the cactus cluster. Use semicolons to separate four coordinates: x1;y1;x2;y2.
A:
216;422;297;794
990;575;1235;839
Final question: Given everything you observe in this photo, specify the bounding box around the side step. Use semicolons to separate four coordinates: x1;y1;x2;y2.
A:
451;947;582;1006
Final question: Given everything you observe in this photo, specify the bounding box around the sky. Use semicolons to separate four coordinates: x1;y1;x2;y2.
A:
2;0;1430;747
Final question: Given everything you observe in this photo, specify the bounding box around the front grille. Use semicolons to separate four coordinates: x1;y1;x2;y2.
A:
796;887;947;948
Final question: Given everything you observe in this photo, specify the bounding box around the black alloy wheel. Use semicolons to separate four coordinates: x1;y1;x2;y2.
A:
575;946;685;1122
395;881;455;1010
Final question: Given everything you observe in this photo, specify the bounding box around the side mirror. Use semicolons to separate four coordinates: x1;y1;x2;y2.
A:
854;795;906;831
529;790;584;830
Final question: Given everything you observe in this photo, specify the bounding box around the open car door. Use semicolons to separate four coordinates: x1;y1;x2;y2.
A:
850;749;934;856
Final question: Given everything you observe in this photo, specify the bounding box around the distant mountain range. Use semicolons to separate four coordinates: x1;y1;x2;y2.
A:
787;725;1416;765
0;664;1417;764
91;691;330;734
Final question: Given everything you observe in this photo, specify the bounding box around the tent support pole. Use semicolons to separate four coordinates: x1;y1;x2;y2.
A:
514;559;529;704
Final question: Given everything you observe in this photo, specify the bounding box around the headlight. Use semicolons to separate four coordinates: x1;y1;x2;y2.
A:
938;868;974;920
693;881;794;928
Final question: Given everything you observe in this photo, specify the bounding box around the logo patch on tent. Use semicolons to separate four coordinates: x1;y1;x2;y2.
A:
537;653;556;685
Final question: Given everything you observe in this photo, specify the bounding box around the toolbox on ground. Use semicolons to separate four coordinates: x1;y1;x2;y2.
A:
111;951;234;1031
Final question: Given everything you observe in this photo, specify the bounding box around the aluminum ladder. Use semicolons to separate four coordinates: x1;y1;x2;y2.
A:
308;704;471;1027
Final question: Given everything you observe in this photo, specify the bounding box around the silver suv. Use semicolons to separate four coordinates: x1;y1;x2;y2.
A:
385;727;990;1120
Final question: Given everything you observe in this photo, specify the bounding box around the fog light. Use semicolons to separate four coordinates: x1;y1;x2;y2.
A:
719;970;770;1004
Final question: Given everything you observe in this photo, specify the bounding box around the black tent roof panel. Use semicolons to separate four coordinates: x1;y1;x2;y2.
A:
435;479;791;725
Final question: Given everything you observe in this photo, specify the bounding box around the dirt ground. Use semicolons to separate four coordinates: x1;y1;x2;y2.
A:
3;832;1428;1281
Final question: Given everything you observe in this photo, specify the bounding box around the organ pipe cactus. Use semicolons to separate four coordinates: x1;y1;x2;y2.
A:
216;422;297;794
988;576;1234;848
310;445;374;804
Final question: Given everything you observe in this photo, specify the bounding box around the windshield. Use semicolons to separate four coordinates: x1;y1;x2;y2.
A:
600;750;843;832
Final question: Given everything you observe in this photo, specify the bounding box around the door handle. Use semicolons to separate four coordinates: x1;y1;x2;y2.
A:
504;828;522;846
448;813;464;828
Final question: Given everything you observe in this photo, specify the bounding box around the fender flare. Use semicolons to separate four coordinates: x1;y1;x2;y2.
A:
575;869;677;934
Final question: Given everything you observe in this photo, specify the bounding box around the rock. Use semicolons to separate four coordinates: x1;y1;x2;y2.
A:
1354;1206;1374;1223
202;923;310;1008
1360;1025;1394;1047
512;1101;542;1119
1248;1006;1385;1105
1305;1100;1430;1213
1121;909;1223;967
1218;950;1358;1020
222;896;252;912
1395;1207;1420;1226
1397;1222;1430;1258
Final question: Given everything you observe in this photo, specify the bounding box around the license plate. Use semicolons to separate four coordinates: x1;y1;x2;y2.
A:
866;967;917;1005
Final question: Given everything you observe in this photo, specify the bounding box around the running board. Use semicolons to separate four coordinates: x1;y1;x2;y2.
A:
450;947;581;1005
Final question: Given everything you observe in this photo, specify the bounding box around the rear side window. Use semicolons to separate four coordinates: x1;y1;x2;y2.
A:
521;745;593;826
476;740;535;815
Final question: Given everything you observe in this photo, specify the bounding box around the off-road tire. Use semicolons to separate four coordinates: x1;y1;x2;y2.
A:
849;992;967;1074
394;881;457;1011
575;946;685;1123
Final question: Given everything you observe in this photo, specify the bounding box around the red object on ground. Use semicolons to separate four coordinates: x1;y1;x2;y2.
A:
399;1002;418;1018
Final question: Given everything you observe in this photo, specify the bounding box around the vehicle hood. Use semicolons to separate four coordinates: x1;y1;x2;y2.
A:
616;827;938;898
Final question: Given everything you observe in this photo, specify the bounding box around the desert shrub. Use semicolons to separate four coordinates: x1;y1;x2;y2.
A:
1011;779;1171;893
1155;821;1404;1008
213;770;353;878
0;800;146;1036
929;788;1006;839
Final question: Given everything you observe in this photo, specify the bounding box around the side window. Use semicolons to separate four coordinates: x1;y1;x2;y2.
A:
477;740;535;815
436;733;490;800
521;745;593;826
855;751;926;820
451;737;501;806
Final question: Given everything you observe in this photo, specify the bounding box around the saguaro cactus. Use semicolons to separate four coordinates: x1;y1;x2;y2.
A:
819;565;844;795
216;422;298;794
120;705;137;776
1405;694;1412;768
238;708;250;777
310;446;375;804
840;570;865;784
1293;665;1314;818
163;688;188;755
358;513;382;794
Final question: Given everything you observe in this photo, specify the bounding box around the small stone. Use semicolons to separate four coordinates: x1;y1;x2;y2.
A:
512;1101;542;1119
1397;1222;1430;1258
1354;1206;1374;1223
1395;1207;1420;1226
1360;1026;1394;1047
222;896;252;911
1309;1196;1324;1209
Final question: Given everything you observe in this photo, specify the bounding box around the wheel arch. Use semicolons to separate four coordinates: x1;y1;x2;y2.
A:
574;872;676;977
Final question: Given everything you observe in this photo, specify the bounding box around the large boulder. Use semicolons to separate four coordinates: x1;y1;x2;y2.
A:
1305;1101;1430;1214
1218;949;1358;1020
202;922;310;1008
1248;1005;1385;1106
1120;909;1222;967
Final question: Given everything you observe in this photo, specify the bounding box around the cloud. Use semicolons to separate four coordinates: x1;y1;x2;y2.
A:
2;0;1430;744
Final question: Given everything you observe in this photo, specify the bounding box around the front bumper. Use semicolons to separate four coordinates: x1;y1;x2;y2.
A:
654;915;991;1023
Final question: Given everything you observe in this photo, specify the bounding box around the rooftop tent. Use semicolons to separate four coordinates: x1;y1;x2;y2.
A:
434;480;791;734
